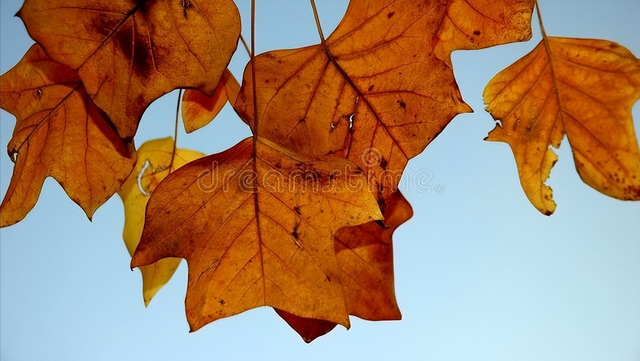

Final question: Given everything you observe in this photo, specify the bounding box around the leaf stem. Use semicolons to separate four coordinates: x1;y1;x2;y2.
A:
249;0;266;300
239;34;252;58
250;2;258;135
535;0;564;129
168;88;183;172
309;0;327;44
535;0;548;40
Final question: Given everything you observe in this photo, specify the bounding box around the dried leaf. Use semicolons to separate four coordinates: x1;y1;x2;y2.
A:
276;190;413;342
131;137;382;331
485;38;640;214
182;69;241;133
435;0;535;65
18;0;241;138
235;0;471;200
0;44;135;227
118;137;204;306
334;190;412;320
275;308;338;343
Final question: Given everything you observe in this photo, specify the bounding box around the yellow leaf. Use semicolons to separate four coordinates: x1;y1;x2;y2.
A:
485;38;640;214
118;137;204;306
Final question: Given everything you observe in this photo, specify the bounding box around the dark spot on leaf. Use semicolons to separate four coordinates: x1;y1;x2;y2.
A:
113;24;152;79
182;0;192;19
380;157;388;170
219;299;225;305
293;206;301;215
292;223;299;240
368;85;374;91
90;13;121;38
325;275;331;282
397;99;406;109
387;12;395;19
377;195;386;212
375;220;390;230
473;30;481;36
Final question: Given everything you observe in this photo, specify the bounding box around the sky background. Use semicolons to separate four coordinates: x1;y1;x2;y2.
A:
1;0;639;360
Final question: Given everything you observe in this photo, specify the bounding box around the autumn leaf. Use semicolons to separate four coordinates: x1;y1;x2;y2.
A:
275;190;413;342
434;0;535;65
118;137;204;306
18;0;241;138
235;0;471;200
334;189;411;321
484;37;640;214
182;69;241;133
275;308;338;343
0;44;136;227
131;137;382;331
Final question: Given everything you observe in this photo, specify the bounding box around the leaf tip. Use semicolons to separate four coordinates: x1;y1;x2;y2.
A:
460;101;473;115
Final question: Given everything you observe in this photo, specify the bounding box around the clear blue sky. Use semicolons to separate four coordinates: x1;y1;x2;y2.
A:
1;0;639;360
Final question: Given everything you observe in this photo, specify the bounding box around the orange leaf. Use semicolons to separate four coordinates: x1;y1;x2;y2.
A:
0;44;136;227
182;69;241;133
334;190;412;321
18;0;241;138
235;0;471;199
131;137;382;331
434;0;535;65
275;190;413;342
485;38;640;215
118;137;204;306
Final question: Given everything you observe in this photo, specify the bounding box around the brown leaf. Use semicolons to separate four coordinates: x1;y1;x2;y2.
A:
235;0;471;200
0;44;136;227
18;0;241;138
118;137;205;306
275;308;338;343
434;0;535;65
276;190;413;342
182;69;241;133
131;137;382;331
484;38;640;214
